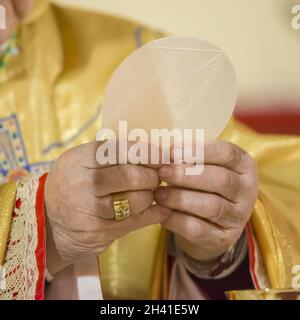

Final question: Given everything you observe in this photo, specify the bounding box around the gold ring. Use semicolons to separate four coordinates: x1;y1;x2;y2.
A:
112;193;131;221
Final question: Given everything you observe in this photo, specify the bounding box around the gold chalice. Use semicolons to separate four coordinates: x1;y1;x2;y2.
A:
226;289;300;300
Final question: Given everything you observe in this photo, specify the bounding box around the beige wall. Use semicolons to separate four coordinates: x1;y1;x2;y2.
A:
53;0;300;108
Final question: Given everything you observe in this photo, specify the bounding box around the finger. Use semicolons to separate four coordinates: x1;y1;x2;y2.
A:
158;164;241;202
68;140;165;169
163;210;225;245
95;190;154;219
57;205;173;247
154;187;239;228
104;205;173;238
90;164;159;196
171;140;253;174
80;205;173;249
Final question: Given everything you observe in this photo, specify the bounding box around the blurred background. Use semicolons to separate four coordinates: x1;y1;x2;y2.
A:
53;0;300;134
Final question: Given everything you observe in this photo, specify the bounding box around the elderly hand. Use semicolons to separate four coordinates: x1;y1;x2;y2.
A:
154;140;258;263
45;141;172;275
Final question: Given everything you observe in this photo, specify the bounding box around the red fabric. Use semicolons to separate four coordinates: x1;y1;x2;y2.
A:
245;224;260;289
34;173;48;300
235;111;300;135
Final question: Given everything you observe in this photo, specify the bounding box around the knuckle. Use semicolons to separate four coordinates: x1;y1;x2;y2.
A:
186;219;202;242
208;197;226;221
225;143;239;165
220;172;235;191
221;173;241;198
245;155;258;176
242;159;259;200
175;190;185;207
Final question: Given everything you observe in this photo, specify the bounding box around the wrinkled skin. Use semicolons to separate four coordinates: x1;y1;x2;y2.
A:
45;141;172;269
155;140;258;261
45;140;257;274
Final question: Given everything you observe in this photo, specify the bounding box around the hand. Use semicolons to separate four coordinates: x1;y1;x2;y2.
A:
45;141;172;275
154;140;258;262
0;0;32;44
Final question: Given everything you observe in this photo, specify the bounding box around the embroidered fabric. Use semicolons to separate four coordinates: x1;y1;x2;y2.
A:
0;176;39;300
246;223;270;289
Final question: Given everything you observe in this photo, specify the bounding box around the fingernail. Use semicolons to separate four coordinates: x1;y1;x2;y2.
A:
158;166;173;179
154;188;168;202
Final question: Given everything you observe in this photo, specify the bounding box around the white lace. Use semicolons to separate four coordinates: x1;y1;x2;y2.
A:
0;176;39;300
